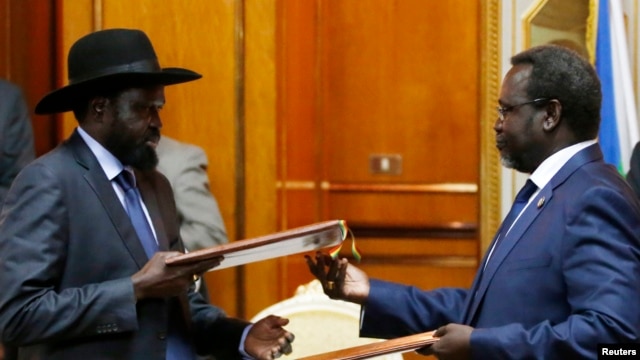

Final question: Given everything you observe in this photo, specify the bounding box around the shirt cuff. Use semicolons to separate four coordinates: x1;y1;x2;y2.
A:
239;323;255;359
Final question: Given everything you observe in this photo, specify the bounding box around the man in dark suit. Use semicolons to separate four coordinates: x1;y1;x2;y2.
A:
0;29;293;360
307;45;640;359
626;142;640;199
0;78;35;360
0;79;35;207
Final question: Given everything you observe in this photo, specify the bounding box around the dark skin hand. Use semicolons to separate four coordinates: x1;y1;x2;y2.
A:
307;252;473;360
304;252;370;304
245;315;295;360
419;324;473;360
131;251;222;300
132;253;295;360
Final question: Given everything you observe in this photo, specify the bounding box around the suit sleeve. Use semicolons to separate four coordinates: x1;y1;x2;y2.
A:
188;289;249;359
627;142;640;199
360;279;468;339
470;185;640;359
0;83;35;204
0;163;139;345
157;171;249;358
171;146;228;250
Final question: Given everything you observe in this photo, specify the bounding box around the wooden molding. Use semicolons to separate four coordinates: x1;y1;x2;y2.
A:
348;223;477;239
346;255;477;268
320;182;477;193
480;0;502;256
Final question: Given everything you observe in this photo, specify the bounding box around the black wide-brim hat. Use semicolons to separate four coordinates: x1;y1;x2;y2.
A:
35;28;202;114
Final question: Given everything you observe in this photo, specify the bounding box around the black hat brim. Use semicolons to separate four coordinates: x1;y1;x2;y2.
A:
35;67;202;114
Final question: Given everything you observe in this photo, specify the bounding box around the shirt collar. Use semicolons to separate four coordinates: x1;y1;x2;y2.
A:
529;139;597;189
76;126;126;181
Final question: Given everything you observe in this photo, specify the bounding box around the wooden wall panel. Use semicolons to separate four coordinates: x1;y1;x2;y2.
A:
354;237;478;257
277;0;481;313
319;0;480;184
276;0;320;230
361;264;475;290
58;0;93;139
0;0;6;73
269;0;324;311
327;192;477;227
242;0;279;319
0;0;57;156
281;190;320;228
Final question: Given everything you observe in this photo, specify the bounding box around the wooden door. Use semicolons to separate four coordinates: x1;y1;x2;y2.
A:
270;1;481;333
0;0;58;156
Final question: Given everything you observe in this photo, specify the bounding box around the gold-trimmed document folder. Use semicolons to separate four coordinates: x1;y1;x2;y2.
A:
165;220;348;271
298;331;438;360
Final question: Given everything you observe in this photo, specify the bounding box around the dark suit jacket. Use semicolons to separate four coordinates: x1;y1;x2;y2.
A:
0;79;34;206
360;144;640;359
0;131;247;359
626;141;640;199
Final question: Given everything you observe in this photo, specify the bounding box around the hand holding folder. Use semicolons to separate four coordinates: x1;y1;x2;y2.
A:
297;331;438;360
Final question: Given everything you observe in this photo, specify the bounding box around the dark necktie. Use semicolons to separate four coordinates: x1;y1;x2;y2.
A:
114;171;158;259
115;171;194;360
484;179;538;268
499;179;538;237
465;179;539;323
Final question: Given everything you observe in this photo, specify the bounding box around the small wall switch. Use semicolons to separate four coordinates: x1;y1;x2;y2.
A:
369;154;402;175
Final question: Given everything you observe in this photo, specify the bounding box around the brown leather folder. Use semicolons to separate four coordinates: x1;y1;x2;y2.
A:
165;220;347;271
297;331;438;360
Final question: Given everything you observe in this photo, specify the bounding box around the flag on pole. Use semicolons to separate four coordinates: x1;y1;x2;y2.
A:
594;0;640;174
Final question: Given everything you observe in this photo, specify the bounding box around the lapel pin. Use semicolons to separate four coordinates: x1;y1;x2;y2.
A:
537;197;545;208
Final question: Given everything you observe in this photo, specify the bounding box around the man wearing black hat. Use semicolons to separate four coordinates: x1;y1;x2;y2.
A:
0;29;293;360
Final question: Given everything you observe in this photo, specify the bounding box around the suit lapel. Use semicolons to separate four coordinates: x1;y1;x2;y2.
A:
68;131;150;268
464;144;603;324
136;170;171;252
135;171;192;327
465;188;550;321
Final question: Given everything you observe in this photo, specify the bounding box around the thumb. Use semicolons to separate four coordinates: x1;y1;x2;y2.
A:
265;315;289;327
434;325;448;337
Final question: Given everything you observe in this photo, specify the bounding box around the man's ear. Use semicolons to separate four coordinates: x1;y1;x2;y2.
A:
542;99;562;131
90;97;109;119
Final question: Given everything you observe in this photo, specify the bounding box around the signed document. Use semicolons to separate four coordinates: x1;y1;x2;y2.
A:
165;220;347;271
297;331;438;360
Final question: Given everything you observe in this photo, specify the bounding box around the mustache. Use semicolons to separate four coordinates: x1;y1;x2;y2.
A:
144;129;161;143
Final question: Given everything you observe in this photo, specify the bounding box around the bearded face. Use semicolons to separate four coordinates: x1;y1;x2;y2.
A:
102;86;164;171
494;65;547;174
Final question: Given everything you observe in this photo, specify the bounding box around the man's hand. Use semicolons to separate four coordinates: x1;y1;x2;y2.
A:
131;251;222;300
304;252;370;304
244;315;294;360
419;323;473;360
